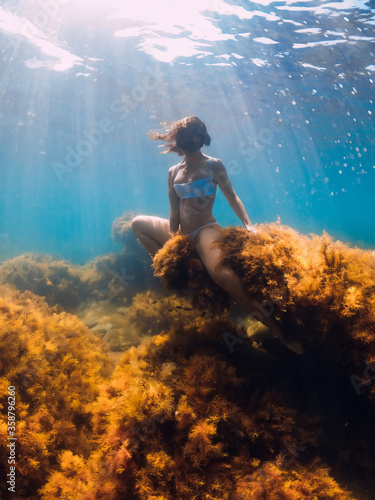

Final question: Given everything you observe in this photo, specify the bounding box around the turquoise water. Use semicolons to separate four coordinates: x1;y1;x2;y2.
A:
0;0;374;263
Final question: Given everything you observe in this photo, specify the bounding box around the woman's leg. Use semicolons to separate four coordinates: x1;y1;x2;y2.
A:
131;216;171;256
196;227;302;354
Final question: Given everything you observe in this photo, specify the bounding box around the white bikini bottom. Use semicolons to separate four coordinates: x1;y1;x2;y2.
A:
186;222;221;239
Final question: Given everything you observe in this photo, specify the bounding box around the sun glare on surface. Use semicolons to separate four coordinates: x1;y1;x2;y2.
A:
66;0;233;23
63;0;240;62
0;0;247;67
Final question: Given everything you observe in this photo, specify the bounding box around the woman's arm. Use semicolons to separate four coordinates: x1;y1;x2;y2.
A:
214;160;255;230
168;167;180;233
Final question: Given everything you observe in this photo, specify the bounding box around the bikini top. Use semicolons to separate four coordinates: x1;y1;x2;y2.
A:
174;159;216;199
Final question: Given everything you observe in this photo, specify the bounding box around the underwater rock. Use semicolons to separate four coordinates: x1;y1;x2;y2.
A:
40;316;358;499
1;279;374;498
127;290;205;337
76;290;198;352
0;249;156;313
153;223;375;403
79;300;141;351
2;220;375;499
112;211;141;255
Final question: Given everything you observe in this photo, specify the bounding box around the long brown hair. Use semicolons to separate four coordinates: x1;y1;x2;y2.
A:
148;116;211;155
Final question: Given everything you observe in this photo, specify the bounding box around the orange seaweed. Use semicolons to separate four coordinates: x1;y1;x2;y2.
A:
2;222;375;498
153;223;375;402
40;313;355;499
0;285;111;498
153;232;229;314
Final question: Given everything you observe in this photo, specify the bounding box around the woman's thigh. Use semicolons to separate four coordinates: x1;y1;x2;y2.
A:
195;226;223;277
196;227;244;293
132;215;171;246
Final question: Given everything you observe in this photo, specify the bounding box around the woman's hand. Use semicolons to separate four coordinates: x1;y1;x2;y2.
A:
245;224;258;234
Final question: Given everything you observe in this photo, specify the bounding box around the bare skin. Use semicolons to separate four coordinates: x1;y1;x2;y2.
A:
132;149;302;354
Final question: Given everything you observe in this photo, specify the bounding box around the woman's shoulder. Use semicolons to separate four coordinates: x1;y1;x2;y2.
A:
208;156;225;171
208;157;227;185
168;162;180;173
168;163;181;183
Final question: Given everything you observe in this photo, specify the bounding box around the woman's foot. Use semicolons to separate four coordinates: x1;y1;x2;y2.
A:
273;327;303;355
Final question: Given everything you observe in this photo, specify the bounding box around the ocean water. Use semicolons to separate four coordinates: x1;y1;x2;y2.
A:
0;0;374;263
2;3;375;499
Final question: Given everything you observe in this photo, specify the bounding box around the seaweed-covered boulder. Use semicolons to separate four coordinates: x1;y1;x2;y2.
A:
153;223;375;402
0;248;155;312
40;318;355;499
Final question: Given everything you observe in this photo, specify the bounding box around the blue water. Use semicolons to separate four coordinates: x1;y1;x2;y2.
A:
0;0;374;263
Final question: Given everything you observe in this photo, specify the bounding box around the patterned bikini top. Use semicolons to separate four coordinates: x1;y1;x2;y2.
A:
174;159;216;199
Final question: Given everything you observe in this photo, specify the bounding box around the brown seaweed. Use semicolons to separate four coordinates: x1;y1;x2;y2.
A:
153;232;229;314
39;316;354;499
153;223;375;403
0;285;112;498
1;221;375;498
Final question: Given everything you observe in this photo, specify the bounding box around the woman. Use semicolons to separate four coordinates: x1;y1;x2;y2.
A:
132;117;300;352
